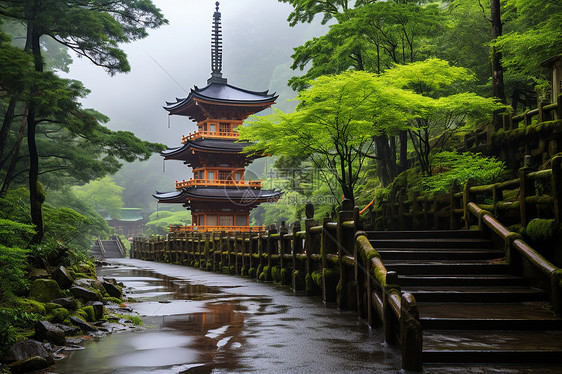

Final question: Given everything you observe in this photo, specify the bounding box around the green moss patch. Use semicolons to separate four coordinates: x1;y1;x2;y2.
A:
28;279;63;302
16;298;46;315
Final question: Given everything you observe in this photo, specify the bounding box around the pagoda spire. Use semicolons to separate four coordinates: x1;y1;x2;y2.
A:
208;1;227;84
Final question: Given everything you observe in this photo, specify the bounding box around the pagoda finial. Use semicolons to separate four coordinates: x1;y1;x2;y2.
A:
208;1;227;84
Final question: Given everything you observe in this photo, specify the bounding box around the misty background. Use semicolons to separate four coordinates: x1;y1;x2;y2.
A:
60;0;326;215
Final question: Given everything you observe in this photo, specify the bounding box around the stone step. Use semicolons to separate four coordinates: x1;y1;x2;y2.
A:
398;274;528;287
419;301;562;330
384;261;511;275
423;330;562;363
421;318;562;330
403;286;547;303
378;249;504;261
370;238;494;249
366;230;486;240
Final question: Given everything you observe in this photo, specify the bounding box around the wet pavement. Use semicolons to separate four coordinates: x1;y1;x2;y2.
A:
53;259;402;374
52;259;562;374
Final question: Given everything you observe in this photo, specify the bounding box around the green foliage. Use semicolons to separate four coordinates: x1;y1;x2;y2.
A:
381;59;507;176
423;151;505;195
145;210;191;236
240;70;417;205
0;308;42;352
72;177;125;219
0;244;29;301
286;1;444;90
493;0;562;86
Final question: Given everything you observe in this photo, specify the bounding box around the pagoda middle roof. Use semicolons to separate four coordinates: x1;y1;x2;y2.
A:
164;81;277;120
153;187;283;204
162;139;250;160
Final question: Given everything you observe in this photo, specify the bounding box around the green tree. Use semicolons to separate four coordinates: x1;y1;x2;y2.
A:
72;177;125;220
239;70;418;204
288;1;444;91
0;0;166;243
382;59;506;176
145;210;191;237
493;0;562;93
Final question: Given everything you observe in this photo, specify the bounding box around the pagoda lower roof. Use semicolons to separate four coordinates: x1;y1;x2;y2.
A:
164;81;277;121
162;139;250;160
153;187;282;204
160;139;250;159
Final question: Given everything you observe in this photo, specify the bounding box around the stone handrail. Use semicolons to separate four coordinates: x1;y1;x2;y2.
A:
468;202;561;313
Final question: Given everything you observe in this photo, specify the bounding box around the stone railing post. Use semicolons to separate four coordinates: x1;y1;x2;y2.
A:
267;224;277;269
383;271;400;345
552;156;562;225
279;221;288;270
321;215;337;303
519;155;535;227
400;293;422;372
337;199;355;310
463;178;475;229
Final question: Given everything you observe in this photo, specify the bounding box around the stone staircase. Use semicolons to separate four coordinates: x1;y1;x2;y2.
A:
367;230;562;365
90;237;126;260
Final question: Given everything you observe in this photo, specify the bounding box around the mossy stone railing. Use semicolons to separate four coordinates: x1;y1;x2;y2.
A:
373;155;562;232
131;200;423;372
468;202;561;314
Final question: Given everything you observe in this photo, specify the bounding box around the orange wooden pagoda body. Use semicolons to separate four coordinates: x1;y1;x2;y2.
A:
153;3;282;232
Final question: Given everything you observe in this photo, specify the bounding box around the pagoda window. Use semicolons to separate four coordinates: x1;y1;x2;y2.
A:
219;171;230;180
207;171;215;180
207;215;217;226
198;215;205;226
219;215;233;226
193;171;199;179
219;123;229;133
209;123;216;132
236;215;248;226
234;172;242;181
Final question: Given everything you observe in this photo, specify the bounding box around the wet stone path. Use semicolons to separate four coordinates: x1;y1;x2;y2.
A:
52;259;562;374
53;259;402;374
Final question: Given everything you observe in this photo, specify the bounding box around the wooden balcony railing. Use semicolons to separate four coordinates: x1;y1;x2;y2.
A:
181;130;238;143
175;179;262;189
169;225;265;233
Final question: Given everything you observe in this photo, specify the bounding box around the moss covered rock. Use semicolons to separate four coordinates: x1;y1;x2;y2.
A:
28;279;63;302
49;308;69;323
16;299;46;315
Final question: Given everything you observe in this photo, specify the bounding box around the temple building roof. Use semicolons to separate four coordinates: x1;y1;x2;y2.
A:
162;139;250;160
164;83;277;122
153;187;283;205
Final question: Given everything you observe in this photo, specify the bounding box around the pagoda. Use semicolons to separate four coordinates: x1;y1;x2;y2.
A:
153;2;282;232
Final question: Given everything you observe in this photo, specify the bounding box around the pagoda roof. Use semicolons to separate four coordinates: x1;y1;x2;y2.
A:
162;139;252;160
164;82;277;121
153;187;282;205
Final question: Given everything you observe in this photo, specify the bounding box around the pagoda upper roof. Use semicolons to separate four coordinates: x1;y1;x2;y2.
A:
153;187;282;204
164;82;277;121
162;139;251;160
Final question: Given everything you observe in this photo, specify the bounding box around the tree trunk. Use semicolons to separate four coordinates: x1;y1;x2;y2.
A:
375;134;396;186
27;23;44;245
399;129;408;173
0;106;28;197
0;98;17;161
490;0;507;129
